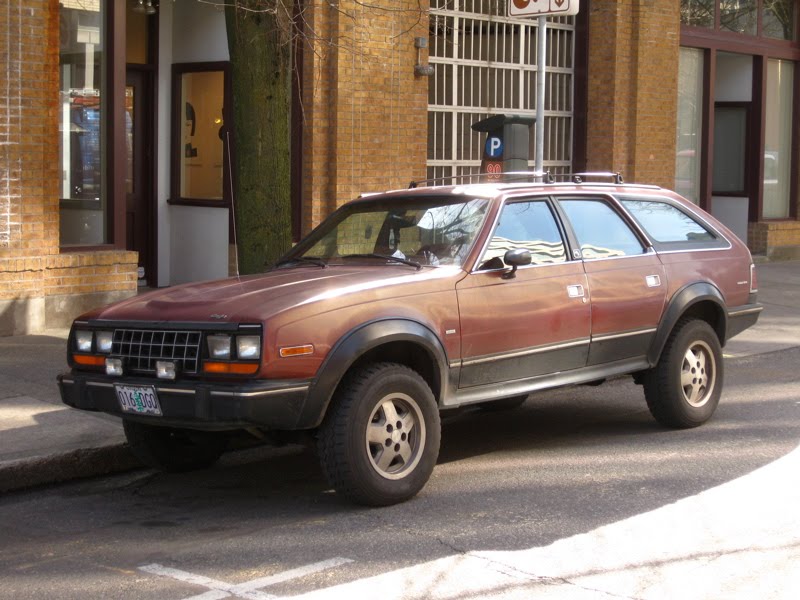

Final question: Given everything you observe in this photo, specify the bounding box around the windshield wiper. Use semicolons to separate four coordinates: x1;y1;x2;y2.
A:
273;256;328;269
340;253;422;270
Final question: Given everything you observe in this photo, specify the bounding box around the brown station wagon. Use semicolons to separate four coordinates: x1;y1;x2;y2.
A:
59;172;762;506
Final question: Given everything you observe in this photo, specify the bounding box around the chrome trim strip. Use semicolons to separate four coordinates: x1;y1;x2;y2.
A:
461;338;590;367
210;385;310;399
591;328;657;343
156;388;195;395
728;306;764;317
87;381;115;389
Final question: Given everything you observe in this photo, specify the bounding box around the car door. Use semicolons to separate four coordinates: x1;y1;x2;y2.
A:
455;198;591;388
557;195;667;366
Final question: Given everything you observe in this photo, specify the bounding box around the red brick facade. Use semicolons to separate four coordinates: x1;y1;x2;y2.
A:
300;1;429;234
585;0;681;189
0;0;137;335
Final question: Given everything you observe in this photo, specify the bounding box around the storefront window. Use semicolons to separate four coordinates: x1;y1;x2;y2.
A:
763;0;796;40
763;59;794;219
676;48;705;204
59;0;107;245
681;0;715;28
172;66;227;203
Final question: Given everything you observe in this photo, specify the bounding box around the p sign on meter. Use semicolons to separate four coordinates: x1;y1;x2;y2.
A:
485;136;503;159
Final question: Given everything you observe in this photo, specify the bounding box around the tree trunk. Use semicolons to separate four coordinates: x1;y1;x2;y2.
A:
225;0;293;274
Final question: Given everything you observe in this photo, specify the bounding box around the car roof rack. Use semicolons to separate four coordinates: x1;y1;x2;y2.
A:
408;171;625;188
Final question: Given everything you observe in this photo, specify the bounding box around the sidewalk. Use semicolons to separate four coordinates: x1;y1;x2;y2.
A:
0;261;798;494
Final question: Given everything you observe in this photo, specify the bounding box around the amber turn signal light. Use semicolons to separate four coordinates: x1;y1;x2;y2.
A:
279;345;314;358
72;354;106;367
202;361;259;375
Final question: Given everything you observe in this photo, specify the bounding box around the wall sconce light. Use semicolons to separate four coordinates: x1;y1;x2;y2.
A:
132;0;157;15
414;37;434;77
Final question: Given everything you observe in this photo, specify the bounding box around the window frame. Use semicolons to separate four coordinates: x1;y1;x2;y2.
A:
169;61;232;208
681;1;800;222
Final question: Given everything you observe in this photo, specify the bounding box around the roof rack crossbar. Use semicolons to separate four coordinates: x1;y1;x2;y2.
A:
408;171;551;188
407;170;625;188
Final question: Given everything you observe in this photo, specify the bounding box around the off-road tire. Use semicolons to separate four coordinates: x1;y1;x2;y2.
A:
316;362;441;506
477;395;528;412
643;318;723;429
123;420;228;472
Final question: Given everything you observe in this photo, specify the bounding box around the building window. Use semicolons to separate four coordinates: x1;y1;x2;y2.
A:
170;63;231;205
682;0;796;40
721;0;758;35
763;0;796;40
763;59;794;218
427;2;575;181
681;0;716;28
676;48;705;204
59;0;107;245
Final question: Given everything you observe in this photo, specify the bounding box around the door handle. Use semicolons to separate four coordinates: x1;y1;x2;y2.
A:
646;275;662;288
567;284;585;298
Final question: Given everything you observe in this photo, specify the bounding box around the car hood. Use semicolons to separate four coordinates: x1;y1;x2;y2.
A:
84;265;462;324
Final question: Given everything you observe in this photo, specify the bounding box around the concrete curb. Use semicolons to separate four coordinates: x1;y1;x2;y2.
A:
0;444;143;494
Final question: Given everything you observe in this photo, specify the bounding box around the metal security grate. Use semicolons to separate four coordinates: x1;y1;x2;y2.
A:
112;329;202;374
427;0;575;181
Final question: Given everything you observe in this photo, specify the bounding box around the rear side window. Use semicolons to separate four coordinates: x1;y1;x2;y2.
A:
619;198;715;243
559;199;645;259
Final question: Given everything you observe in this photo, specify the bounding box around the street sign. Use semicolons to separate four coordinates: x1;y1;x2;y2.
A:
485;136;504;159
508;0;580;17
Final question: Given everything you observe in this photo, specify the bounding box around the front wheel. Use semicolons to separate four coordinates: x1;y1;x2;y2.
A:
643;319;723;429
317;363;441;506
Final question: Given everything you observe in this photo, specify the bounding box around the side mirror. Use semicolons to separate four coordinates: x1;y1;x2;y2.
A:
502;248;532;279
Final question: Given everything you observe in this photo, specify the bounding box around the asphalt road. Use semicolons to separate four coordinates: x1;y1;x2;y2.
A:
1;347;799;599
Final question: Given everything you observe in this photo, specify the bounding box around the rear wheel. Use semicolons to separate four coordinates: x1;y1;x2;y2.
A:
317;362;441;506
123;420;228;472
643;319;723;428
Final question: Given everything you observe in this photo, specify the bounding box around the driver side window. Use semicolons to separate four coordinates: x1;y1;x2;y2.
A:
479;200;567;269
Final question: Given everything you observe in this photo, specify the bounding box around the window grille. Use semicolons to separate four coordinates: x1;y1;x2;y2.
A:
428;0;575;181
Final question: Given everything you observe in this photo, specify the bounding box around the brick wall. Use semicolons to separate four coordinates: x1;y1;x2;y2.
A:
749;221;800;260
300;0;429;234
585;0;680;189
0;0;137;335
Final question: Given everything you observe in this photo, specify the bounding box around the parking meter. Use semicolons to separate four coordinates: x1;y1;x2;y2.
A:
472;114;536;181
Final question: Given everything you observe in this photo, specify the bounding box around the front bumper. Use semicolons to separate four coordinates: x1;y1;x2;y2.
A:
58;372;315;431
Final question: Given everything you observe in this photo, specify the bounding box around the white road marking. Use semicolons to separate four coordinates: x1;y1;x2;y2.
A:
139;557;353;600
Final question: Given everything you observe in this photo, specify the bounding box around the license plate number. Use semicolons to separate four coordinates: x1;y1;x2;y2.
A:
115;385;162;416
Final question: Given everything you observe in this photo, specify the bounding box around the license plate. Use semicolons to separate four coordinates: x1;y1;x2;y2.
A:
115;385;162;416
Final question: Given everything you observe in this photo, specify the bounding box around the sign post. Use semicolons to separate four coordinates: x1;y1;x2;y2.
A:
508;1;580;173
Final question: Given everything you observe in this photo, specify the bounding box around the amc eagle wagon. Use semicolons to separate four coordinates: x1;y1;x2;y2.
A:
59;172;762;506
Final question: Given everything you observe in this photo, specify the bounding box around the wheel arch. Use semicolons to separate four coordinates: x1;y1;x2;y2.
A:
647;282;728;366
297;319;449;429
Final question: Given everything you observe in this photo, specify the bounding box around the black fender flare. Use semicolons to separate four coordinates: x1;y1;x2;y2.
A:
647;282;728;366
295;319;450;429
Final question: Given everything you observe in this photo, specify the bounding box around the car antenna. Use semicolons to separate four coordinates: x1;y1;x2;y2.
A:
226;130;241;278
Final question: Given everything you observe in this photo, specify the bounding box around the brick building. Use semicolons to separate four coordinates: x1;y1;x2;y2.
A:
1;0;798;335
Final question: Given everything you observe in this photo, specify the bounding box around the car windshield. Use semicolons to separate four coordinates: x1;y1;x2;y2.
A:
288;196;490;268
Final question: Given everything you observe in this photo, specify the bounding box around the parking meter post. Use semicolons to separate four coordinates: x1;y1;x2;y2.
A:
472;114;536;182
535;15;547;173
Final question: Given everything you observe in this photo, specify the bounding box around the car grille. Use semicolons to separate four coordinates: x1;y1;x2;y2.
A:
112;329;202;374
